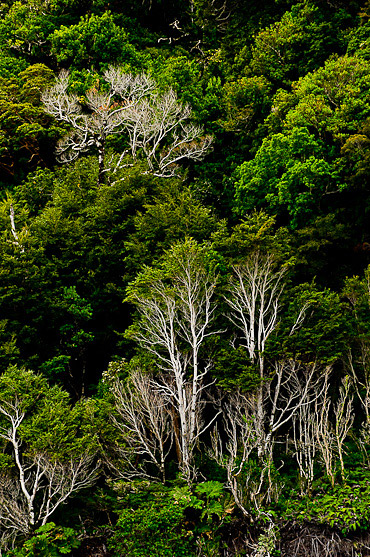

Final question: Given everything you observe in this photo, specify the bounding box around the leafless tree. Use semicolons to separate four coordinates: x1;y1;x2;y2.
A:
334;375;354;480
211;361;325;516
292;400;317;495
128;242;220;483
109;370;173;483
313;374;336;488
225;253;287;376
312;373;353;487
312;372;354;486
42;68;155;185
224;254;311;454
42;67;212;184
0;399;99;548
347;345;370;427
210;391;261;518
123;87;212;177
194;0;230;34
221;254;322;504
263;361;323;459
344;270;370;460
9;204;26;253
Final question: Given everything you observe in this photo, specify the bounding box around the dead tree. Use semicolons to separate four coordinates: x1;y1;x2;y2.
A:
9;204;25;253
42;67;212;184
122;89;213;177
225;253;286;376
42;68;155;185
210;391;261;517
0;399;99;548
110;370;173;483
344;269;370;457
334;375;354;481
211;361;325;515
128;241;220;483
313;374;337;488
312;374;354;486
292;400;317;495
224;255;311;463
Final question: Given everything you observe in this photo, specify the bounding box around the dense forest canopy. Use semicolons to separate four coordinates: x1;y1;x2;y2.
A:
2;0;370;555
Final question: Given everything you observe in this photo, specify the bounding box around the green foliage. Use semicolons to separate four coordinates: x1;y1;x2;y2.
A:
2;0;370;551
109;481;232;557
213;346;261;391
284;471;370;534
50;12;140;69
126;237;220;303
124;183;226;274
292;212;352;284
108;484;196;557
219;75;272;134
7;523;81;557
284;56;370;139
250;1;351;84
0;63;59;181
0;1;58;57
194;481;226;520
0;366;98;459
213;210;293;264
272;282;349;363
347;21;370;60
234;126;343;227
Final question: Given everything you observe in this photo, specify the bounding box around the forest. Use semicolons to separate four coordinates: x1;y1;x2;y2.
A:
2;0;370;555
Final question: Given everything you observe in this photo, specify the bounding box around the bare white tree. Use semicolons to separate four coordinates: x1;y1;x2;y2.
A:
292;400;317;495
110;370;172;483
313;374;336;488
225;253;287;382
0;399;99;547
344;269;370;457
42;68;156;185
42;67;212;184
347;345;370;428
210;361;325;515
123;89;213;177
334;375;354;481
224;254;311;456
312;372;354;487
9;204;26;253
311;365;353;487
210;391;261;518
128;241;220;483
262;360;323;459
0;475;29;550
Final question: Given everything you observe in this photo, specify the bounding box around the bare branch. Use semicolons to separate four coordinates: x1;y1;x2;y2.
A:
128;244;219;483
225;253;286;375
110;371;172;483
42;68;213;183
0;400;98;547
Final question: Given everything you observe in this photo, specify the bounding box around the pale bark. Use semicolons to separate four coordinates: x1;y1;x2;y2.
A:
123;90;213;176
313;373;336;487
313;375;353;485
0;399;99;547
9;205;25;253
130;248;220;483
333;375;354;481
292;401;317;495
211;361;324;515
110;370;172;482
224;254;312;466
225;253;286;376
42;68;212;182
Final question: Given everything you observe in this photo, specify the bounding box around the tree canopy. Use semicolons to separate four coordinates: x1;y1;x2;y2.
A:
2;0;370;555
